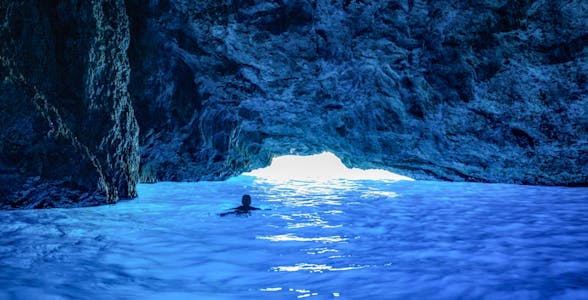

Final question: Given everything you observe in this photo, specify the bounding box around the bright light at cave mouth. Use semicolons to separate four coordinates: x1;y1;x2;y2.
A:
243;152;414;182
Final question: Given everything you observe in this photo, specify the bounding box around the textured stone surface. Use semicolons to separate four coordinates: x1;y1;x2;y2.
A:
1;0;587;209
0;0;139;208
128;0;587;186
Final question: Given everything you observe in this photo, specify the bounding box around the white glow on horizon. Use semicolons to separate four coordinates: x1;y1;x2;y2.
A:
244;152;414;182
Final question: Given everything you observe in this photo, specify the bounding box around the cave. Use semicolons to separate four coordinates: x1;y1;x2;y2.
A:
1;0;587;298
1;0;587;208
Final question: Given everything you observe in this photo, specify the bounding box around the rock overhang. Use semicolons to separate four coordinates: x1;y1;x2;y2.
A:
1;0;587;209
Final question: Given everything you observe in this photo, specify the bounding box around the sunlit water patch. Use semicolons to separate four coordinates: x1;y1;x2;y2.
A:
1;177;588;299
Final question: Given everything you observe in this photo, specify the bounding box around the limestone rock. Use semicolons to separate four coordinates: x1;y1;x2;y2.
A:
0;0;139;208
128;0;587;186
1;0;586;209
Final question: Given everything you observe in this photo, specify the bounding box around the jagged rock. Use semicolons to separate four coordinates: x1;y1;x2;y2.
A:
1;0;587;209
128;0;587;186
0;0;139;209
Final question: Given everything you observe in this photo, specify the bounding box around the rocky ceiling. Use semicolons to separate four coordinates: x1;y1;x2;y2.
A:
1;0;586;208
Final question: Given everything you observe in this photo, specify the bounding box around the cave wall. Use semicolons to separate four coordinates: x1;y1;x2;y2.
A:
0;0;586;208
128;0;587;185
0;0;139;208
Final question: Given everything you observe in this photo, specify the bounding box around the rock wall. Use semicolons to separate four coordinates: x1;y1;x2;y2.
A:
128;0;587;186
0;0;139;208
1;0;586;208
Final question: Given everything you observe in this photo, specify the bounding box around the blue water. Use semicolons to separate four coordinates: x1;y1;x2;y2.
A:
1;177;587;299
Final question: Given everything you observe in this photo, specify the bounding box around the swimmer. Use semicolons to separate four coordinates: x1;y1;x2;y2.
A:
219;194;260;217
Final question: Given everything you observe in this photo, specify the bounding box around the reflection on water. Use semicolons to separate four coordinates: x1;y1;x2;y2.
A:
271;263;366;272
0;177;588;299
257;234;347;243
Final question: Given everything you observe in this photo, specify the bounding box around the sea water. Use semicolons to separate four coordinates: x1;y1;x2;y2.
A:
0;177;587;299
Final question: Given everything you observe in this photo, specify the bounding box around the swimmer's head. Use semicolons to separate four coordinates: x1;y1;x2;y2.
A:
242;194;252;206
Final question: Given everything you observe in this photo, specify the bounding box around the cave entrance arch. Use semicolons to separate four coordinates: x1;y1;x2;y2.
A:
243;152;414;182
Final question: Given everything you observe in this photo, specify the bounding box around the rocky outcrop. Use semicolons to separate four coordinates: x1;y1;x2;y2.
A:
1;0;586;209
0;0;139;209
128;0;587;186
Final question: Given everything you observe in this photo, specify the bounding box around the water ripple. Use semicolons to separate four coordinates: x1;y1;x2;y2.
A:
1;178;587;299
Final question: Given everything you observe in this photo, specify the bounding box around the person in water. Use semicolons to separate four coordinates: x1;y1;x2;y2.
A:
220;194;260;216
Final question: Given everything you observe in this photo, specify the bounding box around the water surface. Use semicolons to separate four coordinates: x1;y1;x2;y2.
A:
1;177;587;299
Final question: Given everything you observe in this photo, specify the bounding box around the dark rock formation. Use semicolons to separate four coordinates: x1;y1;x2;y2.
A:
128;0;587;186
1;0;586;208
0;0;139;209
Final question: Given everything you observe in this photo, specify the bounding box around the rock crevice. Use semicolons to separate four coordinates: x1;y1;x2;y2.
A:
1;0;138;208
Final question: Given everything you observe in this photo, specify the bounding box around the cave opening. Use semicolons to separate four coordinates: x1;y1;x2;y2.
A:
242;152;414;183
